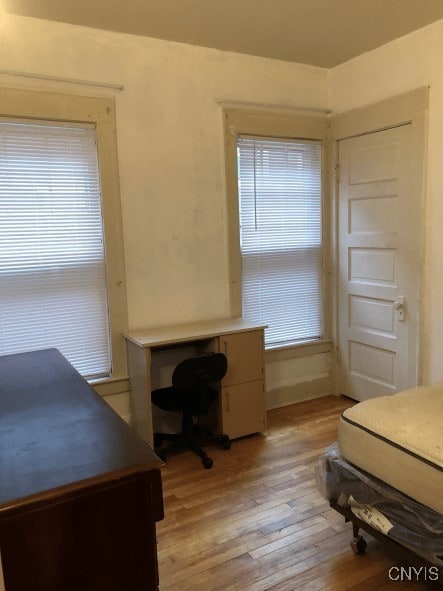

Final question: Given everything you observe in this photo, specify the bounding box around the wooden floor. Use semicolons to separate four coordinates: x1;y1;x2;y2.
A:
156;395;439;590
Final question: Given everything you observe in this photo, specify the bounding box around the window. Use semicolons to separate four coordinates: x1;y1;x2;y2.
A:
237;135;322;347
0;121;110;379
224;109;326;349
0;88;127;380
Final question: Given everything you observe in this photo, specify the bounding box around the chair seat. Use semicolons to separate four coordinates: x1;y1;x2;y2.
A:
152;385;217;415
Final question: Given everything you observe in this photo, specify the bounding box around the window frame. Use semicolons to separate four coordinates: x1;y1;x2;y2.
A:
223;107;329;349
0;86;128;381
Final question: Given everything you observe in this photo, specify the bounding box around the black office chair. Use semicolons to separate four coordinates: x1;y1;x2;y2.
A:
152;353;230;469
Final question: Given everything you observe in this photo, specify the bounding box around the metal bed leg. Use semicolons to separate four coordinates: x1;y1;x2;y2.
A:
350;522;367;555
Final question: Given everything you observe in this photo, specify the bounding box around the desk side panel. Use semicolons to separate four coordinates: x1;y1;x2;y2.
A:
126;340;153;446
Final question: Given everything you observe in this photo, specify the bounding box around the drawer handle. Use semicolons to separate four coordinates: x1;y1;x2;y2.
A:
223;341;228;357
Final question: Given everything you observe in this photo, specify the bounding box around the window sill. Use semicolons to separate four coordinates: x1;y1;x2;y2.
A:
90;376;130;397
265;339;332;361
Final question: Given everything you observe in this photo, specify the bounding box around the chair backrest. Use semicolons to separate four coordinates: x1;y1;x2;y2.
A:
172;353;227;391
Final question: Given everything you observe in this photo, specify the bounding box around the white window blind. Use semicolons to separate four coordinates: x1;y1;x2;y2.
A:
237;135;322;347
0;120;111;379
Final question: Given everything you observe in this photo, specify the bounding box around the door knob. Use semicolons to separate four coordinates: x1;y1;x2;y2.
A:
393;296;405;321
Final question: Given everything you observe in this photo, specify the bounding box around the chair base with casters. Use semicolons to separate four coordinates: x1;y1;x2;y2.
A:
153;411;230;469
152;353;231;469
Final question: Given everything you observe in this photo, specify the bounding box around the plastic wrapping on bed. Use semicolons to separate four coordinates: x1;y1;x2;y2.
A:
315;443;443;567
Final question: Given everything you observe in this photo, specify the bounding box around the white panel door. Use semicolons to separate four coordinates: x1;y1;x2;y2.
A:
338;124;420;400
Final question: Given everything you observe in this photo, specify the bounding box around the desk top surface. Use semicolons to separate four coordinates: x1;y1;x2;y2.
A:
0;348;162;514
124;317;267;348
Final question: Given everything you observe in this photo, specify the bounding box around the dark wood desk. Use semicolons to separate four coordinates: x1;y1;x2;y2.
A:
0;349;164;591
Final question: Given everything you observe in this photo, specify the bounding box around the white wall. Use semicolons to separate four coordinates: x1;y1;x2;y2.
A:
0;11;331;415
329;20;443;384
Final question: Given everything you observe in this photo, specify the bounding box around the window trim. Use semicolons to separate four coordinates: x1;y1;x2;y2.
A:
0;86;128;381
223;107;329;344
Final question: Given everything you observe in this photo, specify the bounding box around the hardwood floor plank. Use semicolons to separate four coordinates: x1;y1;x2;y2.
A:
266;544;388;591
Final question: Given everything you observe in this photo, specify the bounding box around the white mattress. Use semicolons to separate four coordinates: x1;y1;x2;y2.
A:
338;385;443;514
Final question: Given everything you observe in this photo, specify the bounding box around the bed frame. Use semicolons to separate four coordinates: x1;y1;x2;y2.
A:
330;501;443;580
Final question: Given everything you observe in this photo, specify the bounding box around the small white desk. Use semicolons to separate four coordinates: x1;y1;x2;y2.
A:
124;318;267;447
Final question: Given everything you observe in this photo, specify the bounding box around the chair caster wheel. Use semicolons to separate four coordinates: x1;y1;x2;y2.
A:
350;535;367;555
202;457;213;469
222;437;231;450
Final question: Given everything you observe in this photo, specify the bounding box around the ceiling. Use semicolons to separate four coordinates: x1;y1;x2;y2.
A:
4;0;443;68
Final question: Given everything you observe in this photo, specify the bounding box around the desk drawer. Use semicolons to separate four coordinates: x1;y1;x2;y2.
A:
218;330;264;386
221;380;266;439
